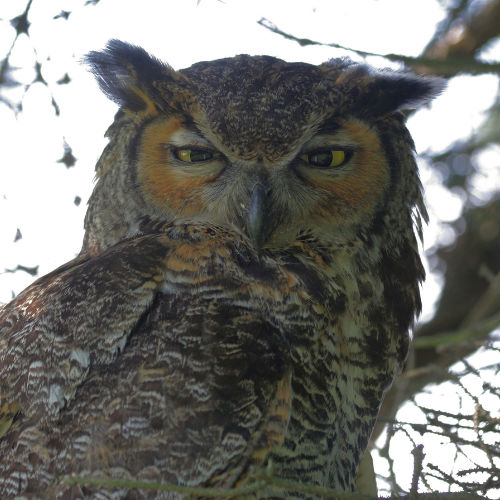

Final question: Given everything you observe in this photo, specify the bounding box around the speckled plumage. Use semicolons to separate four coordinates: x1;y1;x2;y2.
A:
0;40;443;498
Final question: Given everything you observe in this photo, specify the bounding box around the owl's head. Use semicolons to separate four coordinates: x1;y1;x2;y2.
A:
83;40;443;265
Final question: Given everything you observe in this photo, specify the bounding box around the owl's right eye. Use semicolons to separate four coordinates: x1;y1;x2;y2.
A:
174;148;218;163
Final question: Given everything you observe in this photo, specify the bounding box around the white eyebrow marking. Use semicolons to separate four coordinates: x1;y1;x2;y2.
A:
301;131;359;151
167;128;213;148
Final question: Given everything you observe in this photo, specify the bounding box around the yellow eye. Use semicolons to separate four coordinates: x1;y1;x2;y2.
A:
174;149;217;163
300;149;349;168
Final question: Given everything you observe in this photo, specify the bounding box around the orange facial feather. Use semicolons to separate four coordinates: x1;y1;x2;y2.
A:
138;118;217;214
308;118;390;219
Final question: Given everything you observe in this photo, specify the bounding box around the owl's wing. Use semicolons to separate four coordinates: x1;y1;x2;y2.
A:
0;235;168;428
0;226;292;496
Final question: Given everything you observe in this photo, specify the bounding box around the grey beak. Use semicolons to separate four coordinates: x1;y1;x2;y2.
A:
247;181;268;249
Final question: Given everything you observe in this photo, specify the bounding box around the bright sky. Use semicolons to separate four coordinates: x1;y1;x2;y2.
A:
0;0;499;495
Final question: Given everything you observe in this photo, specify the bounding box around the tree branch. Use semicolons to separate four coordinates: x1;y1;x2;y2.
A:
63;474;486;499
257;17;500;75
423;0;500;61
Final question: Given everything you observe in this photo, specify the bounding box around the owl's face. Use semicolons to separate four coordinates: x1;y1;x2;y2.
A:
137;113;390;251
83;41;442;259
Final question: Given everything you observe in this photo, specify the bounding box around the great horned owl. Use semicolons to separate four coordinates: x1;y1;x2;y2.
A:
0;40;443;498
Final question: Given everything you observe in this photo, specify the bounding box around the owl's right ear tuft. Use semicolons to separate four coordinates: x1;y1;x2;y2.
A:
85;40;174;113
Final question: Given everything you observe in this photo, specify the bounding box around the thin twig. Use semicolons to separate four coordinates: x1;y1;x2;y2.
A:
411;445;426;498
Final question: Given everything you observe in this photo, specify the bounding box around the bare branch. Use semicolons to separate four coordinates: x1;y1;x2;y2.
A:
257;17;500;76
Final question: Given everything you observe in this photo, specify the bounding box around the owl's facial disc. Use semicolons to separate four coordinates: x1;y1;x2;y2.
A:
136;116;393;249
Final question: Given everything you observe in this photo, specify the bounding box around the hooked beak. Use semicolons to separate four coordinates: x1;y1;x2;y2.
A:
247;180;269;249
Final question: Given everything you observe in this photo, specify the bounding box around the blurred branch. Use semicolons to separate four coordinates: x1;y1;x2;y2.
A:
64;473;486;499
413;310;500;350
423;0;500;62
418;198;500;341
373;197;500;450
425;0;470;50
257;17;500;75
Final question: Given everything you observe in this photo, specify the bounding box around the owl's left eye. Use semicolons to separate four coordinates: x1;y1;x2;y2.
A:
174;148;219;163
300;149;351;168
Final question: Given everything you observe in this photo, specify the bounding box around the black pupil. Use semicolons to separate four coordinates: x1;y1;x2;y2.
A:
191;150;213;162
309;151;332;167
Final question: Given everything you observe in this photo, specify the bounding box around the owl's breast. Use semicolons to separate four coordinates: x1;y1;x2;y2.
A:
0;221;404;498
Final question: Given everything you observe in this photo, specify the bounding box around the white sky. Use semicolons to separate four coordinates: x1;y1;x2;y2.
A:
0;0;499;495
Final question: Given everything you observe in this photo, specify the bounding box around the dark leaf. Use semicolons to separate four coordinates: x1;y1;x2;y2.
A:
54;10;71;20
57;73;71;85
58;143;76;168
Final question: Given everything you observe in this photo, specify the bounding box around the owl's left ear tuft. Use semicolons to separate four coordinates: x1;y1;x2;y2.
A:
337;64;446;118
85;40;178;114
369;71;447;115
